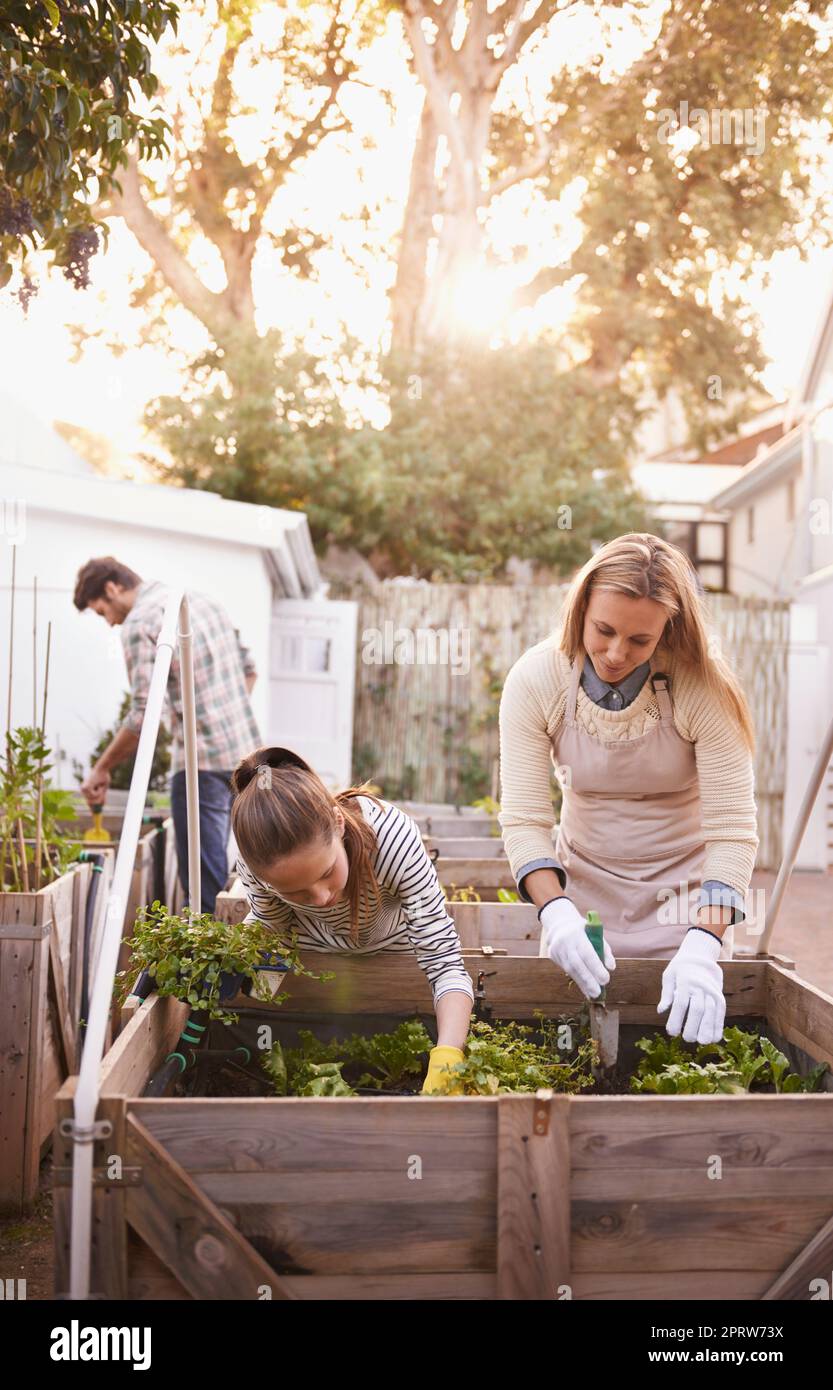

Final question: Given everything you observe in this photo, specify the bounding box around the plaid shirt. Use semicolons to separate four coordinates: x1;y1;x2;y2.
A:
119;579;262;777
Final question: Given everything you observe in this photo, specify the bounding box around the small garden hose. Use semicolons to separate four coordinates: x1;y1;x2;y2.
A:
77;849;106;1037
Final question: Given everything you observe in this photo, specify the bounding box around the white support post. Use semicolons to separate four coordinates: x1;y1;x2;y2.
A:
68;589;201;1299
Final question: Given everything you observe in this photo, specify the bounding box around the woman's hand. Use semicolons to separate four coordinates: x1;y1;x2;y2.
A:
540;896;615;999
422;1045;465;1095
658;928;726;1044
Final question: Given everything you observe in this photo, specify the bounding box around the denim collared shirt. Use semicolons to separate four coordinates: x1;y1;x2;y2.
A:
513;654;745;923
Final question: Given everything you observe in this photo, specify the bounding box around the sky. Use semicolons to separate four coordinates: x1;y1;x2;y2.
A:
2;1;833;474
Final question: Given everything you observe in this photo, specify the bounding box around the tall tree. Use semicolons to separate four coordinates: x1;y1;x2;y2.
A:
392;0;833;446
89;0;386;377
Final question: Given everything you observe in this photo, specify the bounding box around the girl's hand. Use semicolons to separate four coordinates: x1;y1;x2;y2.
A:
422;1045;465;1095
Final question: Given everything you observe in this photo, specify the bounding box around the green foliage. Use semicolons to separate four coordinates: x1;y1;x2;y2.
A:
445;1014;597;1096
144;328;654;582
0;0;178;288
116;900;335;1022
1;725;83;890
262;1015;829;1101
263;1019;434;1097
630;1026;829;1095
264;1044;356;1097
71;690;171;792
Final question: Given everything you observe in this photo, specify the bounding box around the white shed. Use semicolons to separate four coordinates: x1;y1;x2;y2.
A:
1;440;357;792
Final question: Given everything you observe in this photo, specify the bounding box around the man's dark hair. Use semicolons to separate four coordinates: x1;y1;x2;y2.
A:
73;557;143;611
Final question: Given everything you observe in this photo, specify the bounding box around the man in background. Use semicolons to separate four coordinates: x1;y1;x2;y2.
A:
74;556;262;914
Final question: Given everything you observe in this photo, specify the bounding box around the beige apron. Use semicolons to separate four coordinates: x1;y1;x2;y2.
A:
539;655;734;961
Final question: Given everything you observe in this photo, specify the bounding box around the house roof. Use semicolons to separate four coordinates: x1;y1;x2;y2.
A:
707;423;803;510
0;393;97;477
3;460;324;600
632;460;745;519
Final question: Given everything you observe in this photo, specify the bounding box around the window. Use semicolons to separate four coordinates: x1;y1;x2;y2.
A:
746;506;755;545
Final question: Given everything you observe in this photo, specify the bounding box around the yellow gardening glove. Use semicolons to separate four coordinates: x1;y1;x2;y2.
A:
422;1045;465;1095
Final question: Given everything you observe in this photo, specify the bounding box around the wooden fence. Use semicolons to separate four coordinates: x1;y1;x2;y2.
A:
345;582;789;871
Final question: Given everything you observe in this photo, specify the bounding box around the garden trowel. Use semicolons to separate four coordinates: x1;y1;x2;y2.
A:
584;910;619;1071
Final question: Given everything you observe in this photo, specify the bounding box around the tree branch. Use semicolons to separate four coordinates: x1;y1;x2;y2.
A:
402;0;469;177
485;95;551;202
97;153;232;341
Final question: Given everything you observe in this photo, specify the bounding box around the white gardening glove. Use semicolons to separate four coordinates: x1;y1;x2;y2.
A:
658;928;726;1045
539;896;616;1000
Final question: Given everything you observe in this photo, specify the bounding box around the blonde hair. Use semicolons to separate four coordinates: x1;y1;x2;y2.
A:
557;533;755;754
230;747;384;944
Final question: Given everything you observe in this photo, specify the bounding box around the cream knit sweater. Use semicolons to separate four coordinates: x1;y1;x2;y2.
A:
498;634;759;897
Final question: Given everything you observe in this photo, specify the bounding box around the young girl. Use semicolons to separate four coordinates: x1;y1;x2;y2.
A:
230;746;473;1094
498;532;759;1048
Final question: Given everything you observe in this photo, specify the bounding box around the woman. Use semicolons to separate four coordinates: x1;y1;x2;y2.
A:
498;533;759;1046
230;746;473;1094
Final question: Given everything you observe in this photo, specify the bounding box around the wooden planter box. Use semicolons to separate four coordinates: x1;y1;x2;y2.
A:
53;942;833;1300
63;814;184;928
216;883;541;954
423;836;506;859
1;854;115;1212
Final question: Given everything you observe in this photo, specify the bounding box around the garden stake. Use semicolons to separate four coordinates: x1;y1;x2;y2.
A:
585;910;619;1071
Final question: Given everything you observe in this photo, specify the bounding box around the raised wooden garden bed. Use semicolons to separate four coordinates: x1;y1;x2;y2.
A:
1;853;114;1211
63;815;186;965
53;936;833;1300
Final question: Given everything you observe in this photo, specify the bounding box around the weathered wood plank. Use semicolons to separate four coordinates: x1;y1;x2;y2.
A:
100;994;189;1099
570;1096;833;1170
497;1091;570;1299
125;1114;295;1299
0;933;36;1209
93;1095;129;1300
126;1228;496;1300
572;1196;833;1272
767;961;833;1070
53;1082;75;1296
221;1198;494;1276
131;1096;498;1172
761;1208;833;1300
571;1269;779;1300
192;1169;493;1204
47;902;76;1077
573;1166;833;1200
216;952;768;1018
425;837;506;858
437;859;515;889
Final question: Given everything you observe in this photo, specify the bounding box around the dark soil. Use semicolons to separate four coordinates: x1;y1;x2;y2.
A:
0;1155;55;1300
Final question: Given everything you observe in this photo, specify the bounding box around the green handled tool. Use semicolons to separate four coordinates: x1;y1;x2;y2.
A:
585;909;619;1071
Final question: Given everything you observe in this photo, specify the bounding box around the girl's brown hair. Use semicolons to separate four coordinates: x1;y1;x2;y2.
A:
557;533;755;755
230;747;385;943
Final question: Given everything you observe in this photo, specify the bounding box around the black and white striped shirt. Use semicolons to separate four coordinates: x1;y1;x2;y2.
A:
236;795;474;1005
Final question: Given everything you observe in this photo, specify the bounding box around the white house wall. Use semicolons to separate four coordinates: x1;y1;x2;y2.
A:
808;433;833;575
726;473;804;597
1;509;272;790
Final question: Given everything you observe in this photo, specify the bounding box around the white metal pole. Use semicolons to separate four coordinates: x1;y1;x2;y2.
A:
68;588;201;1298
